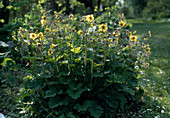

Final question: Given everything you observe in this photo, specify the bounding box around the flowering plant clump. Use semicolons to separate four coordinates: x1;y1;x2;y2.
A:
15;10;151;117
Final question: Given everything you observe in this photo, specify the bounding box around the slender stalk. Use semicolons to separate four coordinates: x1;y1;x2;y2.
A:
102;39;108;72
84;36;87;67
51;28;59;73
39;45;49;85
90;41;95;88
84;35;87;83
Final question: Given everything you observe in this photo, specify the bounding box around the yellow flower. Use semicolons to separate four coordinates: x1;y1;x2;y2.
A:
15;47;18;51
30;33;37;40
55;19;59;22
38;32;43;38
78;30;83;35
50;44;55;49
121;13;124;17
69;14;74;20
144;38;148;40
128;45;132;49
145;47;150;54
41;20;45;26
108;12;110;17
42;38;46;41
148;31;151;37
54;11;57;15
99;29;103;34
21;35;25;38
41;15;47;21
84;16;88;21
19;27;22;32
144;45;150;48
130;36;137;42
91;23;93;26
41;10;45;14
99;24;108;32
113;31;116;36
45;28;51;32
24;40;30;45
36;42;41;46
48;48;53;55
12;36;17;40
119;20;126;27
129;32;132;37
126;30;129;34
116;38;118;43
25;29;28;33
116;32;120;37
133;31;136;34
87;14;94;22
52;29;56;32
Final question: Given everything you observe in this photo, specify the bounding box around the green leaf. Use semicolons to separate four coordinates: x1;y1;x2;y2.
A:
66;113;76;118
27;79;43;89
0;1;4;8
66;42;73;48
70;47;82;54
67;89;84;99
74;100;92;112
88;106;103;118
93;73;103;77
48;81;59;85
111;73;125;84
45;87;57;98
59;114;65;118
23;56;36;64
67;83;86;99
49;96;60;108
123;86;135;95
1;58;15;67
105;98;118;109
0;19;5;23
74;57;81;62
69;83;83;90
6;5;12;9
93;62;102;68
60;77;71;85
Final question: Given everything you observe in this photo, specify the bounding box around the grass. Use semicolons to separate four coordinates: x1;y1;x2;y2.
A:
128;19;170;117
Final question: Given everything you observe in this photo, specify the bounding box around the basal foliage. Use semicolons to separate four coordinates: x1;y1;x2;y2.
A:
14;10;151;117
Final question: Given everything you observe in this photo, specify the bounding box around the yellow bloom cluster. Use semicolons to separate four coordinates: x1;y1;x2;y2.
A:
130;36;137;42
119;20;127;27
84;14;94;22
69;14;74;20
54;11;57;17
41;10;48;26
38;32;43;38
99;24;108;32
30;33;37;40
148;31;151;37
145;47;150;54
78;30;83;36
48;44;55;55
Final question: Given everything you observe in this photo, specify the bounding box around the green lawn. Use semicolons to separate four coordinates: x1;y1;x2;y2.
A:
129;20;170;117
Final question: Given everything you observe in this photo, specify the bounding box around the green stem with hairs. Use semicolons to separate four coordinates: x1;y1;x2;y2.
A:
102;39;108;72
90;41;95;88
39;45;48;85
